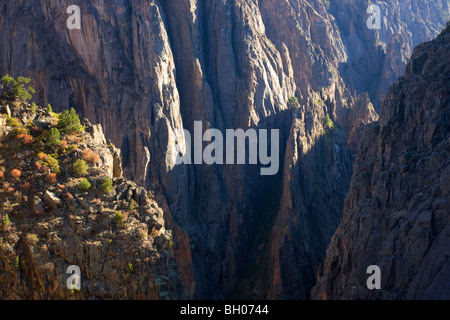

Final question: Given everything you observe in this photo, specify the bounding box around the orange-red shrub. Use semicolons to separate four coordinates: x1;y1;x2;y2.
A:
34;161;43;170
82;148;100;164
92;154;100;163
17;134;34;145
22;134;34;145
11;169;21;179
67;136;79;144
46;173;57;184
22;181;31;191
63;192;73;200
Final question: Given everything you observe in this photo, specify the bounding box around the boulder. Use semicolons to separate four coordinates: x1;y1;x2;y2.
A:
154;234;167;248
138;188;147;205
151;214;165;231
32;196;45;215
86;123;107;145
126;189;133;202
43;191;61;209
74;195;95;214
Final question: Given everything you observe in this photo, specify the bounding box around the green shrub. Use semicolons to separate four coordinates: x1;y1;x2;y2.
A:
13;126;27;135
46;128;61;148
72;159;88;177
126;263;133;275
114;211;124;224
39;153;60;175
6;116;20;127
30;103;37;113
2;214;10;227
288;96;299;109
46;104;53;114
77;178;91;191
128;199;137;211
324;115;335;130
26;233;39;245
67;145;78;152
0;75;36;102
57;108;84;135
101;177;113;194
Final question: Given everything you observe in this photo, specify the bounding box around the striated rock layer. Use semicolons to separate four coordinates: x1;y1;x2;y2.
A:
312;27;450;300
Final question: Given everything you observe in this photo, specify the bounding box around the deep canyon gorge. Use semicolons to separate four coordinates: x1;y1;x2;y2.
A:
0;0;449;300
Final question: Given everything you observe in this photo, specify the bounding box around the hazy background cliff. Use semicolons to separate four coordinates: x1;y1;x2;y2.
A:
0;0;447;299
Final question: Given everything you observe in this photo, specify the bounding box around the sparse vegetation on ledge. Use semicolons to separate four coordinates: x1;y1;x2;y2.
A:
0;81;180;300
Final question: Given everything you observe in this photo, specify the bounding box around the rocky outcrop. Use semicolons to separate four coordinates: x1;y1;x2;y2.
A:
0;103;185;299
0;0;446;299
312;27;450;300
345;93;379;155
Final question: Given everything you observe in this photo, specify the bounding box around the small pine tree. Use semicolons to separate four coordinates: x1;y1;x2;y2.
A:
46;104;53;114
57;108;83;135
101;177;113;193
46;128;62;148
0;75;36;102
72;159;88;177
77;178;91;191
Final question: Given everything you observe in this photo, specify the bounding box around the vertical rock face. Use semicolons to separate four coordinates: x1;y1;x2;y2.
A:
312;28;450;300
266;102;353;299
0;0;446;299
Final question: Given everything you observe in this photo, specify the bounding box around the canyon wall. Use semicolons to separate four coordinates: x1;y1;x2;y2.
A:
312;27;450;300
0;0;446;298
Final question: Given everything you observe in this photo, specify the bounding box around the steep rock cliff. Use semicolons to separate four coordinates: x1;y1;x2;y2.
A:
312;27;450;300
